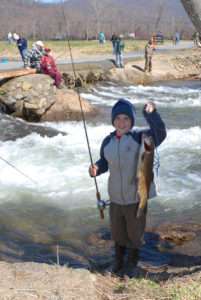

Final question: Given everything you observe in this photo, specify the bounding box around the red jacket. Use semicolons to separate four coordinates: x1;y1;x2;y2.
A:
40;54;57;73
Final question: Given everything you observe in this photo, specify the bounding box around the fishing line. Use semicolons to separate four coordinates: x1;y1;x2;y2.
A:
151;133;160;177
60;0;105;219
144;109;162;175
145;112;165;194
0;155;37;185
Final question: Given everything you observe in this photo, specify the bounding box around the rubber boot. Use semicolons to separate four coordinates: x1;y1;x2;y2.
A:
125;248;139;278
112;243;125;274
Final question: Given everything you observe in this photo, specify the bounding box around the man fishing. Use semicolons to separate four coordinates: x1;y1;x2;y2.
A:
89;99;166;277
144;39;154;73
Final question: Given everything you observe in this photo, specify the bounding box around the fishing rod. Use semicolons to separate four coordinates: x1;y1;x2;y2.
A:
60;1;105;219
0;156;37;185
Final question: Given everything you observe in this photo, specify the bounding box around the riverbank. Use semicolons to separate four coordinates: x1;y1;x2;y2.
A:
57;47;201;89
1;260;201;300
106;48;201;85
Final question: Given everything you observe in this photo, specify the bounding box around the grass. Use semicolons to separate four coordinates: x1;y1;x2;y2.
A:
0;39;147;60
128;277;201;300
97;272;201;300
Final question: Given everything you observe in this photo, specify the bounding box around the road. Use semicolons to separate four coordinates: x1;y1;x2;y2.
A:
0;41;194;71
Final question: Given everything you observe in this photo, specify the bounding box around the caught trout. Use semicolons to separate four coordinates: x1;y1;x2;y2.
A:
136;134;155;218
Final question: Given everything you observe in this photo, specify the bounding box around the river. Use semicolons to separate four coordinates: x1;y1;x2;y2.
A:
0;79;201;268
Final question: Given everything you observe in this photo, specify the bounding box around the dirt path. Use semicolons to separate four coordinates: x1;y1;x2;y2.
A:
106;48;201;85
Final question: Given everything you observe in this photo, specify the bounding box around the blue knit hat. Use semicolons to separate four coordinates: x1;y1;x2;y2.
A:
111;99;136;127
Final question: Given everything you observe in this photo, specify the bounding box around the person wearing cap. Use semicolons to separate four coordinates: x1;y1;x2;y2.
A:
40;48;62;88
13;33;29;68
28;41;45;71
89;99;166;277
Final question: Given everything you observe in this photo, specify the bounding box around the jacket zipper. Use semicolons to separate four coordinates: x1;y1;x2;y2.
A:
118;139;125;204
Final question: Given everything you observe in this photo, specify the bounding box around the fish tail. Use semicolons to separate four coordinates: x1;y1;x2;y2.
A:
136;207;144;218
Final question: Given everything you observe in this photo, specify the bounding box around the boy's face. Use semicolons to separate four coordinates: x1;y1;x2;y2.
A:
113;114;132;136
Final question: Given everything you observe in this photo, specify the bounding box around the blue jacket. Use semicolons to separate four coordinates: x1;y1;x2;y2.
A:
114;39;125;54
95;110;166;205
17;38;28;53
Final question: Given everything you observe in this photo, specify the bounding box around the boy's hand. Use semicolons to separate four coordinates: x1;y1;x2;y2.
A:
144;102;156;113
89;164;98;177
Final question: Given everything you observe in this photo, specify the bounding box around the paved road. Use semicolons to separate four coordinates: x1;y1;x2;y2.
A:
0;41;194;71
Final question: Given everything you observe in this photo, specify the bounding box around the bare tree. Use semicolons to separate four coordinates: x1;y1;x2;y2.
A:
0;0;194;40
88;0;112;38
180;0;201;33
154;1;166;32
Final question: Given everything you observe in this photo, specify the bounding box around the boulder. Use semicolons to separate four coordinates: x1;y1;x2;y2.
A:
0;74;56;121
0;74;98;122
153;223;200;245
62;71;104;88
0;114;66;141
41;89;97;121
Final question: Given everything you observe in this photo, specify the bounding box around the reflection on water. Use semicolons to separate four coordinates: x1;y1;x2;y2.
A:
0;200;173;268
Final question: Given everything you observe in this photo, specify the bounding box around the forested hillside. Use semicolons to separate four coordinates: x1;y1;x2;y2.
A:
0;0;194;39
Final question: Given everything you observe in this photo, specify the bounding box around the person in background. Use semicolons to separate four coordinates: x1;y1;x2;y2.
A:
111;33;117;54
89;99;166;277
98;31;106;44
114;35;125;68
13;33;29;68
193;32;201;47
173;32;180;45
40;48;62;88
144;39;154;73
29;40;45;71
7;32;13;44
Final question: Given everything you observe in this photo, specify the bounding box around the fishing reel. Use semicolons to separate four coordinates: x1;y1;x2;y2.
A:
97;196;110;219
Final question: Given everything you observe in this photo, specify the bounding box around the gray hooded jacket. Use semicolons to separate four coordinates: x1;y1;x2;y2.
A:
95;109;166;205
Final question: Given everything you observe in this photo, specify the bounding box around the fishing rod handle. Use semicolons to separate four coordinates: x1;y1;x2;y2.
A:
99;209;104;219
96;191;104;219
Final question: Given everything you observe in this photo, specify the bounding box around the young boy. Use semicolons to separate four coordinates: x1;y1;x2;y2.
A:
89;98;166;276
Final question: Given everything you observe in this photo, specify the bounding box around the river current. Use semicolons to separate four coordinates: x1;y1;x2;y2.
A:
0;80;201;267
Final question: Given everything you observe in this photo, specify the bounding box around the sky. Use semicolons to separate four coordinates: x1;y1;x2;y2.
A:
40;0;67;2
37;0;62;3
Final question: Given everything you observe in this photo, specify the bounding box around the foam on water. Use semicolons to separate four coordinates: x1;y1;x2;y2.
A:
154;126;201;209
0;122;112;208
81;84;201;107
0;116;200;211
